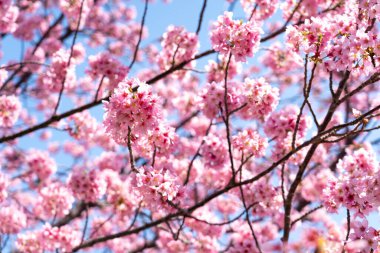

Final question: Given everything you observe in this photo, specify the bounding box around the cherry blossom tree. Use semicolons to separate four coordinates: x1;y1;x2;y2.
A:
0;0;380;252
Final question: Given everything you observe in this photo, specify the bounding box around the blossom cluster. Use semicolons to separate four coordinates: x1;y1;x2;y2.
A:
34;182;75;219
103;78;161;144
26;149;57;182
135;166;183;209
0;205;27;234
16;224;80;253
0;0;18;33
264;105;311;139
68;166;107;202
286;13;380;73
210;11;262;62
238;78;280;121
87;52;129;91
323;147;380;215
68;111;98;140
240;0;278;20
36;49;76;95
0;95;22;128
59;0;93;29
199;81;243;119
232;128;268;157
205;55;241;83
199;77;279;121
200;133;228;169
157;26;199;75
0;172;9;203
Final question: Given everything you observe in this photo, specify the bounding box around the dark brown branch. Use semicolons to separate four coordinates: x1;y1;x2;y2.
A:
0;61;49;70
80;204;89;245
145;49;215;85
222;54;236;177
94;75;106;101
127;127;137;173
53;202;98;227
175;110;200;131
342;209;351;253
184;203;257;226
238;163;262;253
290;205;323;227
337;72;380;106
128;0;149;69
282;71;350;243
195;0;207;35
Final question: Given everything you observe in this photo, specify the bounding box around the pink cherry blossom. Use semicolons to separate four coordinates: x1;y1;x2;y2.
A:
0;205;27;234
68;166;107;202
210;11;262;62
103;78;161;144
0;95;22;128
26;149;57;181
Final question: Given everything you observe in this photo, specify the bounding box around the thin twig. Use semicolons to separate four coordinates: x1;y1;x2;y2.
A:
342;209;351;253
184;120;213;185
129;0;148;69
94;75;106;101
290;205;323;227
80;204;89;245
222;53;236;177
127;127;137;173
195;0;207;35
53;0;85;115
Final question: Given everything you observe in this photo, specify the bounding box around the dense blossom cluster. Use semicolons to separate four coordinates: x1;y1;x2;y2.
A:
0;95;22;127
200;133;228;169
229;221;279;252
264;105;311;139
286;12;380;73
205;55;241;83
87;52;129;90
26;149;57;182
35;182;75;219
347;218;380;252
102;169;137;217
210;11;262;62
323;147;379;215
68;167;107;202
319;146;380;251
16;224;80;253
199;81;242;118
0;172;9;202
232;129;268;157
103;78;161;144
59;0;93;29
36;49;76;95
261;42;304;88
238;77;279;121
0;0;18;33
157;26;199;75
0;205;27;234
68;111;98;140
95;151;125;171
135;166;183;209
